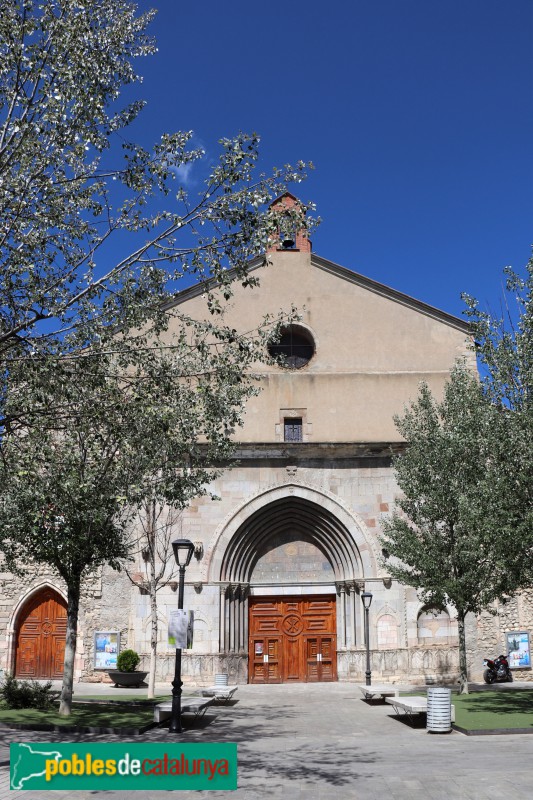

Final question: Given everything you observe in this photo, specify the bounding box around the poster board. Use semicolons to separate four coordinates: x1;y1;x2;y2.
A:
505;631;531;669
94;631;120;670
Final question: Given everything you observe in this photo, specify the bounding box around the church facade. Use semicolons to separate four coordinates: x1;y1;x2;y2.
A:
2;196;532;686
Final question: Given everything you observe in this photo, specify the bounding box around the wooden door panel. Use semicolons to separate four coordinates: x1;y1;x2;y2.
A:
284;601;300;612
255;619;281;633
249;595;336;684
285;636;301;681
17;637;39;678
52;637;66;680
306;619;330;632
307;600;333;611
305;636;320;682
15;589;67;679
319;636;336;682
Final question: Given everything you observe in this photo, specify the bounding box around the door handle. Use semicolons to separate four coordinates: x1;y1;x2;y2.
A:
263;654;269;663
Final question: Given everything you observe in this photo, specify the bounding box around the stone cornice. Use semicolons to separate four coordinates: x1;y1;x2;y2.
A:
209;441;405;465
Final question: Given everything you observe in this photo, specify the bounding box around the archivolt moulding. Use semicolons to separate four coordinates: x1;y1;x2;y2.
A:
202;482;380;584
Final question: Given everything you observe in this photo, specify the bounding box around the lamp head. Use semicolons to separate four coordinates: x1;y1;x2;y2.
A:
361;591;373;610
172;538;195;568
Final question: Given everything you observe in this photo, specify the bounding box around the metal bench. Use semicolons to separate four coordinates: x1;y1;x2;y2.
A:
356;684;400;700
201;685;238;704
154;696;213;724
385;696;455;724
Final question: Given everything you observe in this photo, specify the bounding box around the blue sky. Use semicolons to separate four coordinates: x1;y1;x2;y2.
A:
131;0;532;320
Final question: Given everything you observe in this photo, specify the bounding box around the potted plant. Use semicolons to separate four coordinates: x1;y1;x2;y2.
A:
107;649;148;688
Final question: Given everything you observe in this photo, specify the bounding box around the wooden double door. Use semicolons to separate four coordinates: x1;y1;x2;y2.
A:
15;588;67;679
249;595;337;683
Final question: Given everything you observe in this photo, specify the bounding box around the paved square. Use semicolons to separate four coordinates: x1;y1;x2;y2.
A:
1;683;532;799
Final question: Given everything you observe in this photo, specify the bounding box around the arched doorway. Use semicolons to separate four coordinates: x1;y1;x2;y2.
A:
14;587;67;679
214;490;370;683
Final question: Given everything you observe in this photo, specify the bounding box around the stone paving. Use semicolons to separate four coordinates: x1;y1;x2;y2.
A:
1;682;532;799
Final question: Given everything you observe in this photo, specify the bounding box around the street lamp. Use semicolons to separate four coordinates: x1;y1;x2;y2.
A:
169;538;195;733
361;591;373;686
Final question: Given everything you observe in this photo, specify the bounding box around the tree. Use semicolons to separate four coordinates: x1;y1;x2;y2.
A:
0;304;279;714
0;0;312;714
0;0;312;432
125;502;184;699
380;365;528;694
462;254;533;554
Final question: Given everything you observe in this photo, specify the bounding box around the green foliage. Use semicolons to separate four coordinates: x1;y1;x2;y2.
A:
0;0;314;434
116;650;141;673
380;364;531;691
381;365;521;617
462;254;533;553
0;0;313;718
384;256;533;690
0;675;58;710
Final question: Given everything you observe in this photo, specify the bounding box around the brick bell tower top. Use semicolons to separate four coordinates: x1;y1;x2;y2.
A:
267;192;312;254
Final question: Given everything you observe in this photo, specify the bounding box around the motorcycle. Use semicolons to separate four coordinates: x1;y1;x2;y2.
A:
483;653;513;684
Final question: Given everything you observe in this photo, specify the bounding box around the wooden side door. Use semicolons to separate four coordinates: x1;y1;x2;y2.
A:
15;589;67;679
249;636;282;683
248;600;283;683
304;635;337;682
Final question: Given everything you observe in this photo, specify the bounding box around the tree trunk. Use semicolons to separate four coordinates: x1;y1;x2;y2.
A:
457;610;469;695
148;571;158;699
147;499;158;699
59;575;81;716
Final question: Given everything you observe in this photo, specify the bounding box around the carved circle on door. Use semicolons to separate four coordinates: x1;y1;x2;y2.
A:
41;622;53;635
282;613;304;637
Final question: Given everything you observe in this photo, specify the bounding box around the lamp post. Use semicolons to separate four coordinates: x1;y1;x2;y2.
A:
361;591;373;686
169;538;195;733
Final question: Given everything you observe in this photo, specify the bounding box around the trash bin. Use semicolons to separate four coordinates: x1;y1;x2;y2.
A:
426;687;452;733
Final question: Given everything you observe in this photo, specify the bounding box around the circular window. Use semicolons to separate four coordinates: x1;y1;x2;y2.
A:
267;325;315;369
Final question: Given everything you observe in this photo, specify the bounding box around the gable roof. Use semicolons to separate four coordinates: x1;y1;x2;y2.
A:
162;252;470;335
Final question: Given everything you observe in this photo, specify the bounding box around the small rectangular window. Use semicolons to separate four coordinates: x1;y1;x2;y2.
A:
284;418;303;442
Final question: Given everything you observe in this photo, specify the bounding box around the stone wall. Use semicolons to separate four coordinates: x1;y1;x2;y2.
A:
1;453;530;688
470;592;533;682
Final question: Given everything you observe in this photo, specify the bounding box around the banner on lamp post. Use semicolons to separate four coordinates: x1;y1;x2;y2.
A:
168;610;194;649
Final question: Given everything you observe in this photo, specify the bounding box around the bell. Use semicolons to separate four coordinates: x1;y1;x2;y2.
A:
282;237;295;249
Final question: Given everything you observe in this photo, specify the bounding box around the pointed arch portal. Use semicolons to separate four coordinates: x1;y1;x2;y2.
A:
214;491;371;683
220;495;363;584
14;587;67;679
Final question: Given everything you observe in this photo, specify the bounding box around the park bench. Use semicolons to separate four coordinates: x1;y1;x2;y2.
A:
200;685;238;704
154;696;213;724
385;695;455;724
356;684;400;701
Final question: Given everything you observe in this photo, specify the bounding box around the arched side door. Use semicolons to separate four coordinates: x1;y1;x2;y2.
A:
15;588;67;679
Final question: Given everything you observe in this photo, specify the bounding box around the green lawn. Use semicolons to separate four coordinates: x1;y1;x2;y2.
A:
452;689;533;731
0;701;155;729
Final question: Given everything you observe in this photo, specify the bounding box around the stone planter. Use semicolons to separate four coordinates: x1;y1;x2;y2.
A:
107;670;148;688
